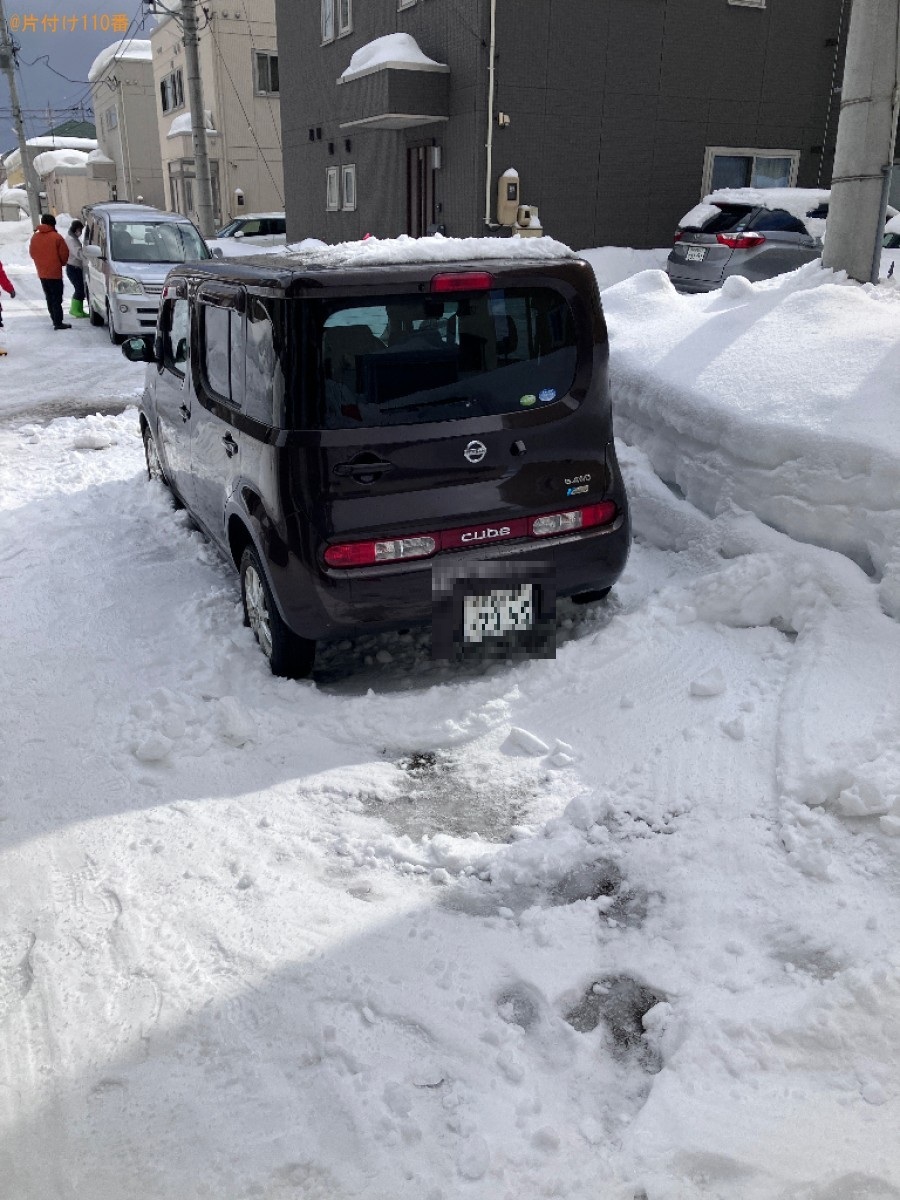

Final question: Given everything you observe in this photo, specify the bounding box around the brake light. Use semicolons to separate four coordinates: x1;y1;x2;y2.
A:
323;502;618;567
431;271;494;293
716;232;766;250
673;231;683;243
530;501;617;538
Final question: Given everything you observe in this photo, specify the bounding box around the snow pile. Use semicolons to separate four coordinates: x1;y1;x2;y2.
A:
32;149;90;176
87;37;152;82
577;245;669;291
273;232;575;269
2;136;97;174
340;33;448;81
166;111;218;138
603;263;900;616
86;148;115;165
0;186;29;215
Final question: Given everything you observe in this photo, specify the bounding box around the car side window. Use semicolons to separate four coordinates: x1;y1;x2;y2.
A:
161;297;189;376
748;208;807;235
244;296;284;426
200;293;245;408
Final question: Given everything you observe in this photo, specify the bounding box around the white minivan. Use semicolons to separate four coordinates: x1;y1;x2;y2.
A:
81;203;212;343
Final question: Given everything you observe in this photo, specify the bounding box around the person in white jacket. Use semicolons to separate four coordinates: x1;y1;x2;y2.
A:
64;220;87;319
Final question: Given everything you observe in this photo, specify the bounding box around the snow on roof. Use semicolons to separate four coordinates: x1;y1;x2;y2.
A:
3;137;97;171
501;168;519;178
270;232;576;270
86;148;115;164
33;149;91;177
166;111;218;138
340;33;448;82
88;38;153;83
0;185;29;211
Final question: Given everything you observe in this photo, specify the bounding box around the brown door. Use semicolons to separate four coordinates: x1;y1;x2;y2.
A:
407;144;436;236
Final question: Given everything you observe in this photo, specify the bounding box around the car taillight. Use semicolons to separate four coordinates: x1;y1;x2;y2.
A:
716;232;766;250
431;271;494;293
673;231;683;243
324;502;618;568
530;501;617;538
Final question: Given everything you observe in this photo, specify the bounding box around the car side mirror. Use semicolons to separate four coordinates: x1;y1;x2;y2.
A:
122;335;156;364
211;246;224;259
83;244;102;260
234;230;245;239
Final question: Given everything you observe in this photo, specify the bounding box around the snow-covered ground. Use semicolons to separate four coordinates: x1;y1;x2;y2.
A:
3;221;900;1200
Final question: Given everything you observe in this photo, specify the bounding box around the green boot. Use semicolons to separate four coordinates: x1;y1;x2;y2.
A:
70;298;88;318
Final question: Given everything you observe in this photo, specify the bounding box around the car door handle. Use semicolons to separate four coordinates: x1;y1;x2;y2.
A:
222;433;239;458
333;455;394;481
179;403;190;422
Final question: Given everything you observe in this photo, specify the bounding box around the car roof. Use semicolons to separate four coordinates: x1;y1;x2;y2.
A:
232;212;285;220
88;204;197;224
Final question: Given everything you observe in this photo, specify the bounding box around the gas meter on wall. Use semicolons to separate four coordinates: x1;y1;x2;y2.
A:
497;169;519;226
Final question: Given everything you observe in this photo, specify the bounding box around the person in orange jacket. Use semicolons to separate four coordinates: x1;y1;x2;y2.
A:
28;213;71;330
0;259;14;326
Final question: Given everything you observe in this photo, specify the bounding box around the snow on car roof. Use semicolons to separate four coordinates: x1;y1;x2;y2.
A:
678;188;831;235
270;233;577;270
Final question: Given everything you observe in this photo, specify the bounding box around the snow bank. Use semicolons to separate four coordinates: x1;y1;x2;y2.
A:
577;245;669;291
340;33;447;81
602;263;900;616
274;231;576;269
87;37;152;82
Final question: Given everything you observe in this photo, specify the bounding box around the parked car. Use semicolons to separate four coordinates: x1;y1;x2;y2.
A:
81;202;212;343
666;188;830;293
882;213;900;279
211;213;287;247
123;245;631;677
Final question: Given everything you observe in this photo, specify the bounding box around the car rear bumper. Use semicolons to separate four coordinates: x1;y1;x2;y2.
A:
270;514;631;642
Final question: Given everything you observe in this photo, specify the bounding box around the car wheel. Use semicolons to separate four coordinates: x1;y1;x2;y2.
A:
240;546;316;679
87;290;103;326
142;424;169;487
106;302;124;345
571;587;611;605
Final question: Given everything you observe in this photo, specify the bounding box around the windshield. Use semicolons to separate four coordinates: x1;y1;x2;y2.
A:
305;287;578;430
109;221;210;263
216;220;241;238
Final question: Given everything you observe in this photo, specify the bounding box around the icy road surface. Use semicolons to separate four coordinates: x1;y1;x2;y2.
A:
3;406;900;1200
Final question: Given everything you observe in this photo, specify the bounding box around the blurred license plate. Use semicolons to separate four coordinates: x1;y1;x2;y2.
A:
463;585;533;644
685;245;707;262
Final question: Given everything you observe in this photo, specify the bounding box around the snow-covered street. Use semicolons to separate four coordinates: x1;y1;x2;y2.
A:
3;220;900;1199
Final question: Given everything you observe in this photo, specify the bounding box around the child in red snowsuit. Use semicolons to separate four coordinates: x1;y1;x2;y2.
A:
0;260;15;328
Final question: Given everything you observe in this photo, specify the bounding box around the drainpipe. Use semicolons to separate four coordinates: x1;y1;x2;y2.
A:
483;0;497;229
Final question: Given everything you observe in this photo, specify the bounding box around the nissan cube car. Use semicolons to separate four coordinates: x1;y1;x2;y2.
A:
124;241;630;678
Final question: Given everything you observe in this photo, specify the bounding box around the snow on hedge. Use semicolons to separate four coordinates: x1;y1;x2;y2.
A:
602;263;900;617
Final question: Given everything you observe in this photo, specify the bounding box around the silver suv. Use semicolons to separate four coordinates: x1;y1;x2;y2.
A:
81;203;211;343
666;188;827;293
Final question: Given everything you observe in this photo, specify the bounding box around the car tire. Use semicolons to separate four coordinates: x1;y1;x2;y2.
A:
87;290;103;326
240;545;316;679
571;587;611;605
106;302;124;345
142;423;170;487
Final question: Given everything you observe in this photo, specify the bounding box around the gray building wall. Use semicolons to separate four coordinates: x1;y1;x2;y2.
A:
277;0;844;249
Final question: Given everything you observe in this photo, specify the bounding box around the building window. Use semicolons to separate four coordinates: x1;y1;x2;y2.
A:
169;158;222;223
728;0;765;7
326;166;339;211
104;107;118;130
338;0;352;35
321;0;334;42
254;52;279;95
342;163;356;211
160;68;185;114
703;147;799;194
398;0;417;8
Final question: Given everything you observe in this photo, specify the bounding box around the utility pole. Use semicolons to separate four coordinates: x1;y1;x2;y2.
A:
822;0;900;283
181;0;216;238
0;0;42;226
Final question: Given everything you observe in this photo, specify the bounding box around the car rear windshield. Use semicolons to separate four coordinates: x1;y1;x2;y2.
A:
109;221;210;263
691;204;809;236
308;287;578;429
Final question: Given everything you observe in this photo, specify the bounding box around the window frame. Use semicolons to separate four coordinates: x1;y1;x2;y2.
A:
326;166;339;211
341;163;357;212
337;0;352;36
398;0;417;8
160;68;185;115
254;51;279;95
702;146;800;196
321;0;335;43
199;288;245;409
728;0;765;8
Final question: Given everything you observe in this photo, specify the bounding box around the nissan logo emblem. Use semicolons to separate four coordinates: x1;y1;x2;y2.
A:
464;440;487;464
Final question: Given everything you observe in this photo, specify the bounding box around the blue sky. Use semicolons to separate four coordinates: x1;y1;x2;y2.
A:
2;0;158;148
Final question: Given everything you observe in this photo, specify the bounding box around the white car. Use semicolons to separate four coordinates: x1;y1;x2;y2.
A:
211;213;286;247
881;213;900;280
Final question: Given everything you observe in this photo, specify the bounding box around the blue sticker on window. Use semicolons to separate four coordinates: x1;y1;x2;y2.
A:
539;388;557;404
